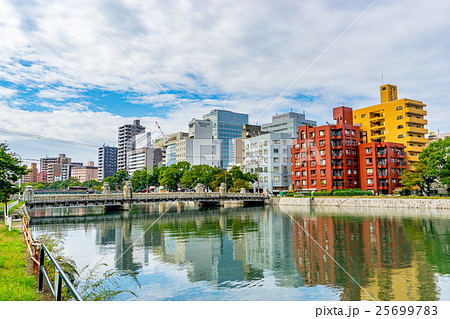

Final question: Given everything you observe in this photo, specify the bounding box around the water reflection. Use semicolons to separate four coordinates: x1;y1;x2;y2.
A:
31;204;450;301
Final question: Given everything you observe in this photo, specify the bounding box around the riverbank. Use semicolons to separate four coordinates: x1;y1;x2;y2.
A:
0;223;39;301
274;197;450;210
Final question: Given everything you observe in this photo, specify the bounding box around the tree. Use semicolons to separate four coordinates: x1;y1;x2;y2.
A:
402;137;450;194
0;143;28;211
159;162;191;191
130;168;150;191
180;165;221;190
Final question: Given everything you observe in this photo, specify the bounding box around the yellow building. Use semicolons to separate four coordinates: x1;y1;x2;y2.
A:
353;84;428;167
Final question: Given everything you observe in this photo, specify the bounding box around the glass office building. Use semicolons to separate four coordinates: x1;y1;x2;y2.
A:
203;110;249;168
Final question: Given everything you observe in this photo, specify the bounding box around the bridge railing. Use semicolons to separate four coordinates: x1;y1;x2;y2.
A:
30;192;266;203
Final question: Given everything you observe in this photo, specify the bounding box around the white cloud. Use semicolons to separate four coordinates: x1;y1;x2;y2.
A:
0;0;449;162
0;87;17;98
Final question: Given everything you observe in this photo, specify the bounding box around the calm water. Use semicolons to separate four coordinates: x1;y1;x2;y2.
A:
30;204;450;301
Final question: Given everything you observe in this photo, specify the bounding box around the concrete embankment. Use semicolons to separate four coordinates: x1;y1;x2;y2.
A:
274;197;450;210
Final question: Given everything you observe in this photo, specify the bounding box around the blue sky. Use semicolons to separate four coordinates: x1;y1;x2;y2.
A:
1;0;450;166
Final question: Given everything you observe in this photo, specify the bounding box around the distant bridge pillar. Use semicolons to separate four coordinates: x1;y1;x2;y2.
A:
23;186;34;202
123;181;133;199
102;182;111;195
219;183;227;195
195;184;204;193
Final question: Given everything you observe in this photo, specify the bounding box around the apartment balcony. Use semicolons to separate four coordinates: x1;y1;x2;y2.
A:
370;124;385;131
406;145;425;153
406;108;427;116
369;113;384;121
406;117;427;125
406;126;428;134
406;136;429;144
377;160;388;166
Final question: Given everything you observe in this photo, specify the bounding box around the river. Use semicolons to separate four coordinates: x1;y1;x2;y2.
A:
30;204;450;301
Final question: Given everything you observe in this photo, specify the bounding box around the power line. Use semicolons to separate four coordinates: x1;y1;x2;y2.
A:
0;128;99;148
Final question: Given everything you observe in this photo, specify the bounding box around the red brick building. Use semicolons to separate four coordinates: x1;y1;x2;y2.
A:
358;142;406;195
291;107;363;192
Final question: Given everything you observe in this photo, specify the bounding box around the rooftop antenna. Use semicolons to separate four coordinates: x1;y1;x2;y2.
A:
338;92;340;106
381;74;384;85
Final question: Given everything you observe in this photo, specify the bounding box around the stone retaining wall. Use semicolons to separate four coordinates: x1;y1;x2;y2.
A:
275;197;450;210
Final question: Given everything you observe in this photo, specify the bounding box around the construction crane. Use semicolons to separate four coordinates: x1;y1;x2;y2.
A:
155;121;166;143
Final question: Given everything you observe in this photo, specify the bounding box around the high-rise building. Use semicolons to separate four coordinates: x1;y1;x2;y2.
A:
203;110;249;168
40;154;71;182
98;146;118;182
243;132;292;193
358;142;407;195
127;148;163;175
232;125;265;167
175;119;221;167
262;111;317;138
353;84;428;167
118;119;145;171
61;163;82;181
291;107;363;192
71;164;98;183
22;163;38;184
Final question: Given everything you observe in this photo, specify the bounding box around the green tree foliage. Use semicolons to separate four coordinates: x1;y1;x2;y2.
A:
211;166;257;191
130;166;163;191
402;137;450;194
180;165;221;190
159;161;191;190
0;143;28;207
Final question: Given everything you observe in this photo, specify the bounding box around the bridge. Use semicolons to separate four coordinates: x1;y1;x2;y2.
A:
22;182;269;210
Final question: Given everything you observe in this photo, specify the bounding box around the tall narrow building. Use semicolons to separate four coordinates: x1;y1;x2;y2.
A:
117;120;145;171
202;110;249;168
352;85;428;167
98;146;118;182
262;111;317;138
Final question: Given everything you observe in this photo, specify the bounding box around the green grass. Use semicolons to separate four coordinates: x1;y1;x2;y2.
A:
0;223;39;301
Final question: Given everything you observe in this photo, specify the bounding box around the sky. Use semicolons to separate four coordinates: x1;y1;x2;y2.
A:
1;0;449;167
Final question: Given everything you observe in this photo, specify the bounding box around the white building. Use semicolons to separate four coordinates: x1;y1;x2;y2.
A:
243;133;292;193
127;147;163;175
174;119;222;167
262;112;316;138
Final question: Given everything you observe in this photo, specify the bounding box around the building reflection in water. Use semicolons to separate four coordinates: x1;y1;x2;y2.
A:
291;214;444;301
33;204;449;301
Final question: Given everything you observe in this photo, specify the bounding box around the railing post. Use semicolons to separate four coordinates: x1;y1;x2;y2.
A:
38;246;44;291
55;269;62;301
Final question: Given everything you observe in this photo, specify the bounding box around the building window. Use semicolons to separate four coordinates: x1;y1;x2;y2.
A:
354;169;357;174
398;134;404;138
309;132;315;138
347;159;351;165
294;144;299;149
347;179;352;185
398;125;403;129
345;129;350;135
274;176;280;182
310;141;315;147
320;150;325;155
320;169;326;175
366;158;372;164
311;170;316;175
295;171;300;176
397;115;403;120
319;140;325;146
353;150;357;155
274;157;279;163
365;147;372;154
347;169;352;174
392;178;397;184
346;149;351;154
361;114;366;118
301;152;306;158
366;168;373;174
274;167;279;172
321;179;326;185
396;106;402;110
346;139;351;145
274;148;279;153
354;180;358;185
367;178;373;184
301;180;306;186
319;130;325;136
311;160;316;166
310;151;315;157
320;159;326;165
311;179;316;185
301;131;305;140
302;171;307;177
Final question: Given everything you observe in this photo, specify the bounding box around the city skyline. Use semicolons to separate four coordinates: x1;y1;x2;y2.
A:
1;0;450;165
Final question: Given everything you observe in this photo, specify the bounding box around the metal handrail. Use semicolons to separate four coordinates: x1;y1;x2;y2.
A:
22;217;83;301
38;243;83;301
